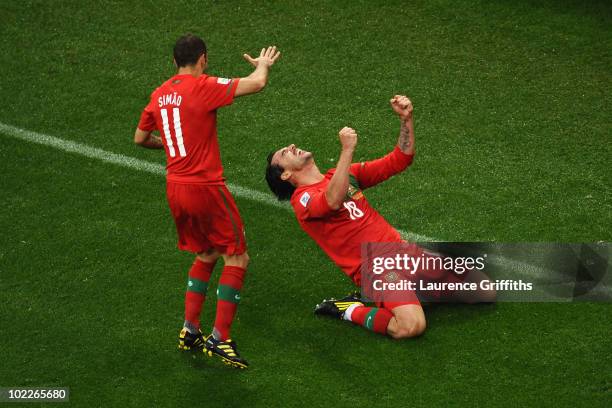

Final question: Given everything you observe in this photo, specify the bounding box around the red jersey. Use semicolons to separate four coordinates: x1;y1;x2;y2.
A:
137;74;240;184
291;147;414;284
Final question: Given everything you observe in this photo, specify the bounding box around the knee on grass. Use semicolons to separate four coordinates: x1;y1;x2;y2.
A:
478;287;497;303
467;285;496;304
389;316;426;339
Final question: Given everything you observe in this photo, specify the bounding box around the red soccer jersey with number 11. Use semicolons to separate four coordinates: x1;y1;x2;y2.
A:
137;74;240;184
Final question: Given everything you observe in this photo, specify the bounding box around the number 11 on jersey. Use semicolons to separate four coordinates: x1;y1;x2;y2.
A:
160;108;187;157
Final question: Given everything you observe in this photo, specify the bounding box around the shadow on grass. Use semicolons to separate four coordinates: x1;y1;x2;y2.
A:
177;351;257;407
418;302;500;338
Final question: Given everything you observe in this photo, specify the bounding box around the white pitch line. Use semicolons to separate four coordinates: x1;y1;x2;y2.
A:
0;121;434;242
4;121;608;299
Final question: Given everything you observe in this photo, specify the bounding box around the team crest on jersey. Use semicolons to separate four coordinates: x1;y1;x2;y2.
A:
217;77;231;85
299;192;311;207
348;185;364;200
347;174;364;200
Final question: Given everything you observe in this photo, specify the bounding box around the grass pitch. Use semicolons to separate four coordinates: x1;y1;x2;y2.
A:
0;0;611;406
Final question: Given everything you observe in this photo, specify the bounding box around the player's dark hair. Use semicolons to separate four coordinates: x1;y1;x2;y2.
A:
173;34;207;67
265;151;296;201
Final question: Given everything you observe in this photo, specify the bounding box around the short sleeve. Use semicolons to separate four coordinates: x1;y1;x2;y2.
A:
137;103;156;131
292;189;335;220
198;76;240;111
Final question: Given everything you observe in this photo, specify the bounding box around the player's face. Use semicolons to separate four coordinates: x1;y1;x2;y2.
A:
271;144;313;171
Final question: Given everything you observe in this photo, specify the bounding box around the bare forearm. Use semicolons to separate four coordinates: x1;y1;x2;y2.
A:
140;134;164;149
325;148;354;209
235;64;272;96
397;119;415;155
247;63;271;88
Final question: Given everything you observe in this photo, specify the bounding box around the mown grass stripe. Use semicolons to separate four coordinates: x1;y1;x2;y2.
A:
0;121;432;242
2;119;609;296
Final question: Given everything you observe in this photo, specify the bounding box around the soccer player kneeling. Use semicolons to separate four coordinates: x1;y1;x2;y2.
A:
265;96;495;339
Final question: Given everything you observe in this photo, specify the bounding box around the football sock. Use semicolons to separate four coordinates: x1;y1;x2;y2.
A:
183;320;199;335
184;259;214;332
343;305;393;335
213;265;246;341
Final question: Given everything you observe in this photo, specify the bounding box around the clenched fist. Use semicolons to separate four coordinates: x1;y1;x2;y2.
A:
338;126;358;151
390;95;413;121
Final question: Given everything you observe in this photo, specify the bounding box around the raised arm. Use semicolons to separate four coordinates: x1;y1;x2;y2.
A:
391;95;415;155
325;127;358;210
350;95;415;189
235;46;281;97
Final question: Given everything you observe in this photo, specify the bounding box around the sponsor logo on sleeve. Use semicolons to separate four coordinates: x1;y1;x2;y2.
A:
217;77;231;85
299;192;311;208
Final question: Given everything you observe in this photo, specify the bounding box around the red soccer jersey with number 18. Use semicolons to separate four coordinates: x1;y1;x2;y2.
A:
290;147;414;284
137;74;240;184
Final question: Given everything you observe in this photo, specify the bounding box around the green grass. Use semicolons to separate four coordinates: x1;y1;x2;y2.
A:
0;0;611;406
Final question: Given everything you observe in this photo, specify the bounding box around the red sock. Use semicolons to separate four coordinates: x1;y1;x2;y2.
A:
213;265;246;340
184;259;214;329
345;305;393;335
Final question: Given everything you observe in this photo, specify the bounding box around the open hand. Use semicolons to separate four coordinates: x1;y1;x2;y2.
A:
243;46;281;68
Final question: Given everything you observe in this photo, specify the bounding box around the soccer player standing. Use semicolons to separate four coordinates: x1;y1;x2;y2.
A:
265;96;494;339
134;34;280;368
